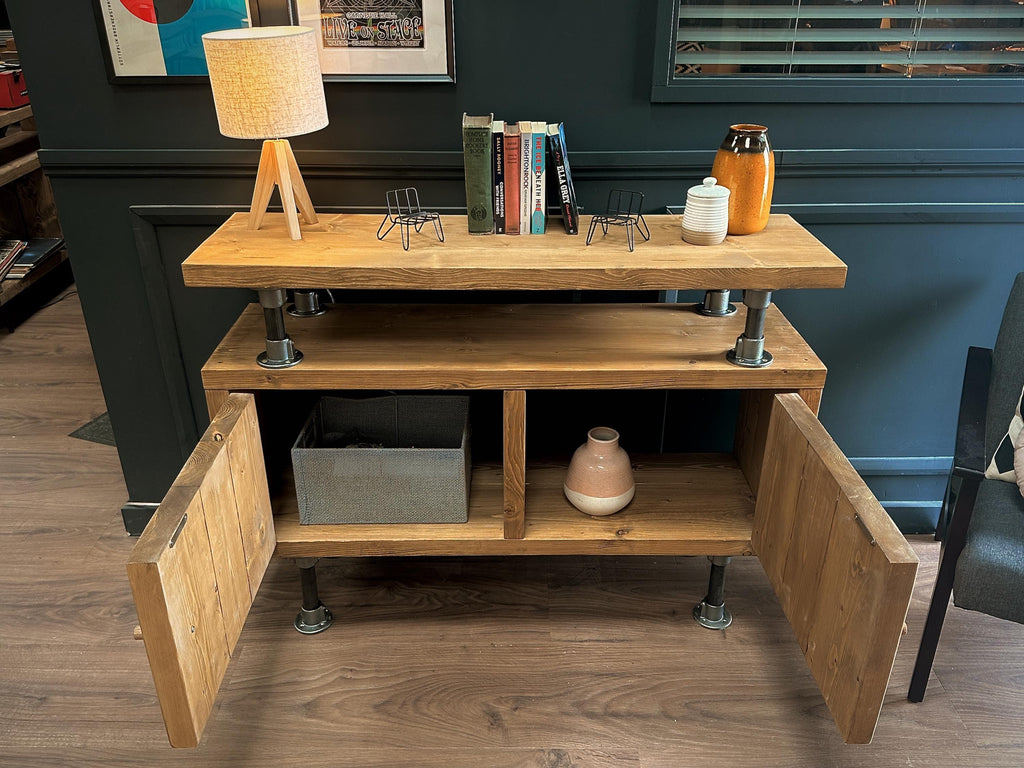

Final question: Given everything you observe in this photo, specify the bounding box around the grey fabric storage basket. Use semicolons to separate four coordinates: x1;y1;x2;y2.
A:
291;395;471;524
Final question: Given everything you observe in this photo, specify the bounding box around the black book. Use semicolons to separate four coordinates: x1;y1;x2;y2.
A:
546;122;579;235
492;120;506;234
6;237;63;279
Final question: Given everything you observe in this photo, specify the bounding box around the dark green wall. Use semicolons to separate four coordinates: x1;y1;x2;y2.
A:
8;1;1024;531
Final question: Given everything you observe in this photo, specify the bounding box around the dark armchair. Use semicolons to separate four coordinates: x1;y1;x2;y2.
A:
909;273;1024;702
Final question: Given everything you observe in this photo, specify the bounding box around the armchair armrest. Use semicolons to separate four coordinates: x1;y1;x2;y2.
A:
952;346;992;480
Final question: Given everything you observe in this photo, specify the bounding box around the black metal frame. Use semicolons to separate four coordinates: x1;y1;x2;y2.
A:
908;345;992;702
586;190;651;252
269;0;457;83
376;187;444;251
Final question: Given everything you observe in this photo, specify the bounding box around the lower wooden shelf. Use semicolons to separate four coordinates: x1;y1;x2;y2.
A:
272;453;755;558
0;249;68;308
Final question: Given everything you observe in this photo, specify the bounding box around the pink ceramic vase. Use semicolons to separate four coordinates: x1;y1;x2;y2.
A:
563;427;635;516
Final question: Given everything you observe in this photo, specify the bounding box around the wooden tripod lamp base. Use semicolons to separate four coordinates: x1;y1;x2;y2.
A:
250;139;319;241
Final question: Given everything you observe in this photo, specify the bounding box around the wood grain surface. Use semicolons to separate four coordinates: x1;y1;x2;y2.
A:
4;292;1022;767
271;455;755;558
752;394;919;743
0;104;32;130
181;213;847;290
201;302;828;391
503;390;527;539
126;394;274;747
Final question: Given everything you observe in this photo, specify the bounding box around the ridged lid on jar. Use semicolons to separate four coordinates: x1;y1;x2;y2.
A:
687;177;730;200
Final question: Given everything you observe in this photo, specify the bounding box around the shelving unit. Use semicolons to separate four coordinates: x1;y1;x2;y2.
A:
0;105;67;324
128;213;918;748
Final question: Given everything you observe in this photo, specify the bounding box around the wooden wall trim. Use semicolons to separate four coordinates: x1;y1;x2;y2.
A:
129;206;238;461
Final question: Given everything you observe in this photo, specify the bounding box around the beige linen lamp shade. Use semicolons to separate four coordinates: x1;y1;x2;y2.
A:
202;26;328;241
203;26;328;139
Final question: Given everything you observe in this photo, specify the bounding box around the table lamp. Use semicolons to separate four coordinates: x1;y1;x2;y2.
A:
202;26;328;241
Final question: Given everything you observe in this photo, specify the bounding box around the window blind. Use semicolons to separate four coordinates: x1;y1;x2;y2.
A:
674;1;1024;77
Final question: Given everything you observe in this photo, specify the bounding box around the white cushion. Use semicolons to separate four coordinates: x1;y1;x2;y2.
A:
1015;427;1024;498
986;383;1024;483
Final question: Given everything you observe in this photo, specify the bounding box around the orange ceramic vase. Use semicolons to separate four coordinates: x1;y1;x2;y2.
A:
710;124;775;235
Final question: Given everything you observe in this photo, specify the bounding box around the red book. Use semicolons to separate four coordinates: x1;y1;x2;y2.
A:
0;239;26;281
504;125;521;235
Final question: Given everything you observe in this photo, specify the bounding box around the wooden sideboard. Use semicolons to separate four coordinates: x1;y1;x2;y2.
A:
127;213;917;748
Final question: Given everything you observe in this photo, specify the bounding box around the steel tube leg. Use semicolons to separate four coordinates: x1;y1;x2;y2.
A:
287;289;327;318
696;289;737;317
257;288;303;369
294;559;333;635
694;556;733;630
727;289;774;368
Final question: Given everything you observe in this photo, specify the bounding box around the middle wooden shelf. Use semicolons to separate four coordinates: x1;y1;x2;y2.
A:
201;301;827;391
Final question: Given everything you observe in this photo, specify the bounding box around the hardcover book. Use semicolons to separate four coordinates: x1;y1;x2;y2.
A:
0;238;26;281
547;123;580;235
504;124;521;235
462;113;495;234
529;121;547;235
492;120;506;234
518;120;532;235
4;238;62;280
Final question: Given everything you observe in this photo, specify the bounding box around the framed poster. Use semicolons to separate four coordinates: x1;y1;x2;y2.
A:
94;0;255;80
289;0;455;82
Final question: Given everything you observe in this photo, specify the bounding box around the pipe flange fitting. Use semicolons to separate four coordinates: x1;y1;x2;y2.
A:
693;600;733;630
258;338;303;369
294;604;333;635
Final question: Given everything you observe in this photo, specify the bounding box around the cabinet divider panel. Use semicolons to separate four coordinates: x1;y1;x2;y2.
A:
503;390;527;539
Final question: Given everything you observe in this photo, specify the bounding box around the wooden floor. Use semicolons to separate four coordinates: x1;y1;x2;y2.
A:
1;292;1022;767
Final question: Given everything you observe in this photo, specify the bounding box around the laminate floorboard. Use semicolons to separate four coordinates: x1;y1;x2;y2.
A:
0;291;1021;767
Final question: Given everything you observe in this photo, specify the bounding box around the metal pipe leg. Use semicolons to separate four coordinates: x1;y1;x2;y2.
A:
294;559;333;635
694;555;733;630
287;289;327;318
257;288;304;369
726;289;774;368
696;289;737;317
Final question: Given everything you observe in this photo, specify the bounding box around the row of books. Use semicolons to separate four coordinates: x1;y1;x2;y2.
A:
0;237;64;282
462;115;581;236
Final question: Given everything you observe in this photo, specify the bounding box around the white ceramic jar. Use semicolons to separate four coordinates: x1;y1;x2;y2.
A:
681;177;730;246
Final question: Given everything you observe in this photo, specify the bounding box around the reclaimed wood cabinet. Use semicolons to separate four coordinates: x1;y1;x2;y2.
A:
127;213;918;747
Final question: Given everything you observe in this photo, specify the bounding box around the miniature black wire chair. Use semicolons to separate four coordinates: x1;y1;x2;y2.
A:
585;189;650;252
376;187;444;251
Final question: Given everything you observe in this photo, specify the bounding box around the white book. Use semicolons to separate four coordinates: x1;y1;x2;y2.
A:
518;120;532;235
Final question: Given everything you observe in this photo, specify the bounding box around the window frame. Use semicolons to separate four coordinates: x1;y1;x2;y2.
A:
652;0;1024;103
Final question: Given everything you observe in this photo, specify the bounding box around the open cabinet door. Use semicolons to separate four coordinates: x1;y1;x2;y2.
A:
753;393;918;744
127;393;275;747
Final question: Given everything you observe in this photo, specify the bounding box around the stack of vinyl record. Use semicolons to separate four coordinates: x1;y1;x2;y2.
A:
681;177;730;246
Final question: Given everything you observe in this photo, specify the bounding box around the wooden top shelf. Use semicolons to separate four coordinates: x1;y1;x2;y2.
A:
202;301;827;391
272;457;755;558
182;213;847;291
0;105;32;131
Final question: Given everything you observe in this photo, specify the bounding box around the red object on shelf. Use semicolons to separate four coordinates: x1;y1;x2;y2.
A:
0;70;29;109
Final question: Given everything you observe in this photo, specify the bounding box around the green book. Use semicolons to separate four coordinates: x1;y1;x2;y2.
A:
462;113;494;234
